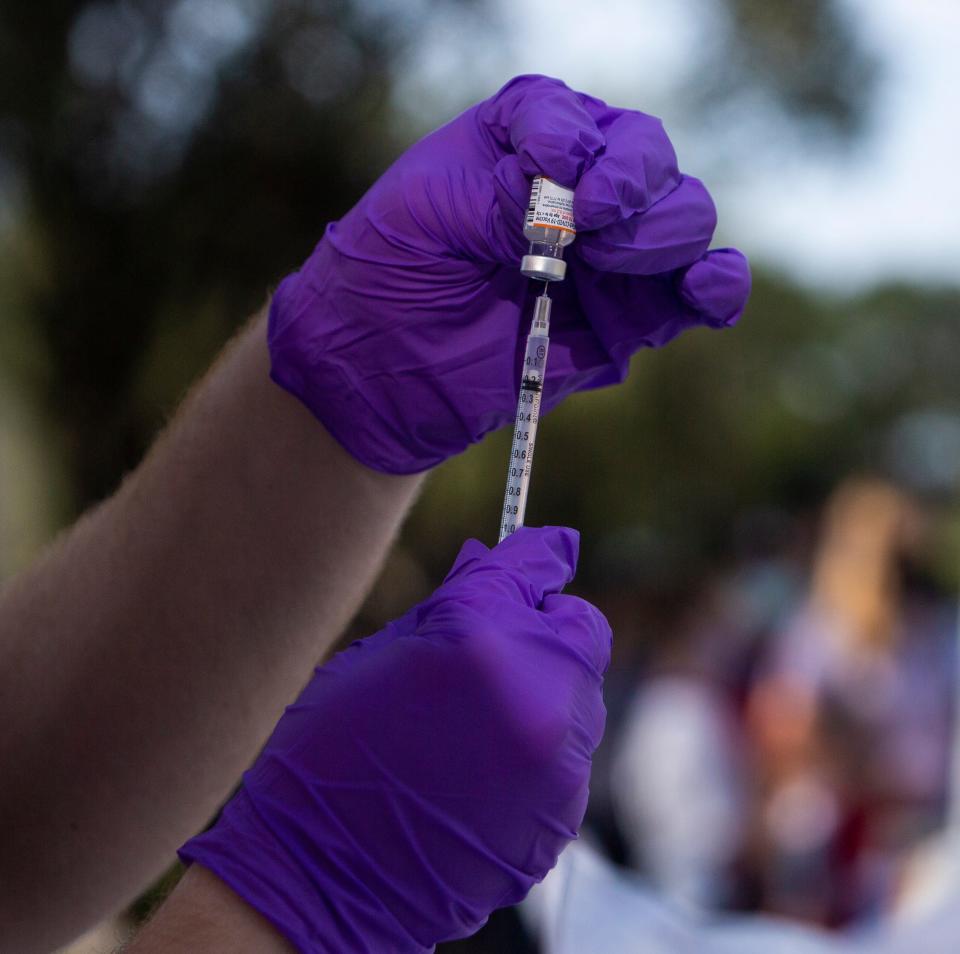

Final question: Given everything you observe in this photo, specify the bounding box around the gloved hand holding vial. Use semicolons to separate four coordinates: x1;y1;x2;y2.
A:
268;74;751;479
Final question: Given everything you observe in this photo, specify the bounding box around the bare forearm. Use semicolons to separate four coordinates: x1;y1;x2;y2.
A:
0;310;423;952
124;866;295;954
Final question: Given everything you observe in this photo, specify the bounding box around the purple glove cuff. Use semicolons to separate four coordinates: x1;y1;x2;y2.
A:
180;787;436;954
267;235;520;475
267;259;435;475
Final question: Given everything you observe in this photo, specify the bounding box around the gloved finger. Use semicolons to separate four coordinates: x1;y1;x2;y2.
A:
537;306;627;410
676;247;751;328
564;250;748;351
576;175;717;275
489;153;542;263
541;592;613;679
573;110;680;231
479;74;605;188
443;537;492;584
559;267;700;361
445;525;579;608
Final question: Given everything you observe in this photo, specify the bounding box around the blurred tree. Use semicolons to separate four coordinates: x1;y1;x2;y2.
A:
0;0;880;514
0;0;471;508
697;0;879;141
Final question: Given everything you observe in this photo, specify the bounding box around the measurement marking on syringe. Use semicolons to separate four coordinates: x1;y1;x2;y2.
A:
498;299;550;544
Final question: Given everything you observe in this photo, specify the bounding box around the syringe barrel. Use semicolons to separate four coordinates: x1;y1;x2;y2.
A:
499;295;551;542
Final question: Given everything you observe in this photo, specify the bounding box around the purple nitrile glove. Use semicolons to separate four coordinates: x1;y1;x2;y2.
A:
179;526;610;953
268;74;751;474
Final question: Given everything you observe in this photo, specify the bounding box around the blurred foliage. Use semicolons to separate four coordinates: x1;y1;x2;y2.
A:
0;0;880;515
395;276;960;588
0;0;469;508
697;0;880;142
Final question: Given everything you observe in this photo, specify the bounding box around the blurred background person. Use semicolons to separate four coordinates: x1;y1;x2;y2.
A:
608;478;957;932
610;570;750;913
744;478;956;926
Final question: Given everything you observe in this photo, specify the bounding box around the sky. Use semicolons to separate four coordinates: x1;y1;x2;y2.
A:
394;0;960;293
729;0;960;290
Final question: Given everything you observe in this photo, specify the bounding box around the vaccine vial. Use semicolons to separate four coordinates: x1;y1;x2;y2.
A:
520;175;576;282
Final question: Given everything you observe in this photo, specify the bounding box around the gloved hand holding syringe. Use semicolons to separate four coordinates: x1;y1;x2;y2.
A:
500;176;576;541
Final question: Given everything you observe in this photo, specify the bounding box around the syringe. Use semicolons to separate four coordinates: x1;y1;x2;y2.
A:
499;287;552;542
498;176;576;543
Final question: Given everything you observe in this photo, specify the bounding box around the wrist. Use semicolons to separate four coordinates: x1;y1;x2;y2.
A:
125;864;296;954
